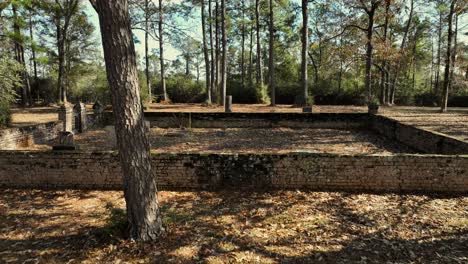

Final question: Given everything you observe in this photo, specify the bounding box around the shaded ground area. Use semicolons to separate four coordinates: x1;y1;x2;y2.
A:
10;104;468;142
34;128;415;154
0;189;466;263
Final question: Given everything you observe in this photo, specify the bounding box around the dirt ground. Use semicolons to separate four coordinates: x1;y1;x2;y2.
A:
29;127;414;154
10;104;468;142
0;189;466;264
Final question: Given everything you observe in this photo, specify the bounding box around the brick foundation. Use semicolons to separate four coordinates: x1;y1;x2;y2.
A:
0;151;466;193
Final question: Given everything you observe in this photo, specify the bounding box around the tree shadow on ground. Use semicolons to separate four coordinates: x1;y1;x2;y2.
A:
0;190;466;263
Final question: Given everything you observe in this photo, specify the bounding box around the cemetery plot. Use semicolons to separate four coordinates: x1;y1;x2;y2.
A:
30;127;417;154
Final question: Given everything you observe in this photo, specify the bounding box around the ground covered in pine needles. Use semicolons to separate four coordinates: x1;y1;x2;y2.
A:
68;128;414;154
1;189;466;263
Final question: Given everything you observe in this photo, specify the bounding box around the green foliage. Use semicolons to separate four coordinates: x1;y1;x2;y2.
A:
154;74;205;103
0;54;21;127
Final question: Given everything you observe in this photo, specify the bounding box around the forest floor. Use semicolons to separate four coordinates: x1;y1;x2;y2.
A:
0;189;467;263
26;127;415;154
9;104;468;142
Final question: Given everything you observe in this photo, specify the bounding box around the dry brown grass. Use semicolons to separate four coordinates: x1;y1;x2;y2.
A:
0;189;466;263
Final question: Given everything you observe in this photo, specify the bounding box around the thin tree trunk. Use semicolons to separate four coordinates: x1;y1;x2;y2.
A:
209;0;215;103
389;0;413;105
248;10;254;86
449;13;458;91
364;6;376;102
434;10;442;97
301;0;308;105
241;1;246;88
379;0;390;104
158;0;167;101
215;0;220;102
441;0;457;112
201;0;211;103
430;35;434;93
268;0;275;106
220;0;227;106
255;0;263;86
29;15;38;81
90;0;165;241
145;0;152;103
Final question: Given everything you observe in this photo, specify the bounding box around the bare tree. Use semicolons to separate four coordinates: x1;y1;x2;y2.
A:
90;0;165;241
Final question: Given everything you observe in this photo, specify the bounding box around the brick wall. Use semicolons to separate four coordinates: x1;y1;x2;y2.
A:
0;121;64;150
370;115;468;155
138;112;370;129
0;151;466;193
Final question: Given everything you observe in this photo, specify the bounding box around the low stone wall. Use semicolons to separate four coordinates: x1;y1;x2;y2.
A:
0;151;466;193
0;121;64;150
370;115;468;155
140;112;370;129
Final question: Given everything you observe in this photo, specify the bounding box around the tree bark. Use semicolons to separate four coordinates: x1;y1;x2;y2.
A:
440;0;457;112
215;0;221;102
448;13;458;91
241;1;246;88
248;9;254;86
158;0;168;101
29;15;38;81
364;3;377;102
268;0;275;106
255;0;263;86
301;0;308;106
379;0;390;105
209;0;215;103
434;10;442;98
221;0;227;106
145;0;152;103
90;0;165;241
201;0;211;103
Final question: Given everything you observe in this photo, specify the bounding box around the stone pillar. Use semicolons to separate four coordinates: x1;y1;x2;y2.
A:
74;102;87;133
58;103;73;132
225;96;232;113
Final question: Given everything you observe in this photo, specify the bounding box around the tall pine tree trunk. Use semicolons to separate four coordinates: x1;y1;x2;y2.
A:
201;0;211;103
209;0;215;102
301;0;308;105
145;0;152;103
268;0;275;106
220;0;227;106
255;0;263;86
434;10;442;98
248;11;254;86
159;0;168;101
379;0;390;105
364;5;376;102
240;1;246;88
440;0;457;112
90;0;165;241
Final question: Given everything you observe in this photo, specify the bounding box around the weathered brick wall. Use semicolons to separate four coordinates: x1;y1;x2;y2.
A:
0;114;104;150
0;151;466;193
0;121;64;150
370;115;468;155
134;112;370;129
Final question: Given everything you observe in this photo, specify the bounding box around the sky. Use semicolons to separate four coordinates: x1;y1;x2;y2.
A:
83;0;467;68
